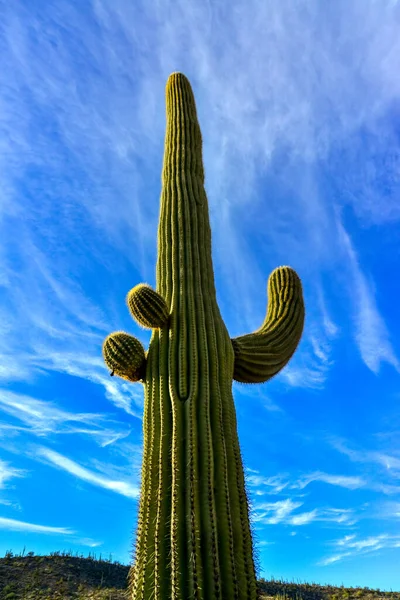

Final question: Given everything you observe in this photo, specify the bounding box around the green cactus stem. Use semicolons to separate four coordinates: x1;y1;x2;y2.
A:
102;332;146;382
127;284;169;329
102;72;305;600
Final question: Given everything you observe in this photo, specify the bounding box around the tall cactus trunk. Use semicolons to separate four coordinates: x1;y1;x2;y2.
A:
102;73;305;600
132;72;257;600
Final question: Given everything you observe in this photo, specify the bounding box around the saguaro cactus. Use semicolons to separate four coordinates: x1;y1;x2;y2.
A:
102;73;305;600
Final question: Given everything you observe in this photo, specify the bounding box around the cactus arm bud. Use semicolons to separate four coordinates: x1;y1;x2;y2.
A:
102;331;147;382
231;266;305;383
126;284;169;329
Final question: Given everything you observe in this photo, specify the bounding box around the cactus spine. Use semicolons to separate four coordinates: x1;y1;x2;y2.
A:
103;73;305;600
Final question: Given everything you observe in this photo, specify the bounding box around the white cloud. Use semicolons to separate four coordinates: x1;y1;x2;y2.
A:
32;350;145;418
331;439;400;476
294;472;366;491
246;473;291;495
271;282;339;390
371;483;400;495
247;467;366;496
319;552;352;566
72;537;103;548
328;439;400;504
319;508;358;526
376;501;400;520
347;535;388;551
318;532;400;566
253;499;303;525
0;516;74;535
317;287;339;339
278;362;330;390
0;389;132;444
35;447;139;499
252;497;357;528
336;218;400;374
336;534;356;547
0;459;26;489
257;540;275;547
290;510;318;526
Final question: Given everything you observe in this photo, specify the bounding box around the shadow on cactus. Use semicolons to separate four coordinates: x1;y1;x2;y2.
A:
102;73;305;600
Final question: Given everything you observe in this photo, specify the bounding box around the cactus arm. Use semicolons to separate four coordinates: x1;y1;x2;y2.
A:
231;266;305;384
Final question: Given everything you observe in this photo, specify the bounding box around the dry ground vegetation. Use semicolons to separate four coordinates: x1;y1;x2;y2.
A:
0;550;398;600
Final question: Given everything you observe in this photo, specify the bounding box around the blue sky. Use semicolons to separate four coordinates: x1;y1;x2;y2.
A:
1;0;400;591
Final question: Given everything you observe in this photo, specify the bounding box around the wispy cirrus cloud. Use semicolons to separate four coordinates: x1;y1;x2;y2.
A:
0;389;132;445
378;502;400;520
31;351;145;418
277;286;339;389
0;213;146;420
0;514;102;547
318;532;400;566
246;472;291;496
0;459;25;511
253;498;303;525
324;438;400;510
0;516;74;535
252;498;357;527
294;472;366;491
35;447;139;499
336;217;400;374
0;459;26;488
75;538;103;548
330;438;400;478
246;468;366;496
257;540;275;547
